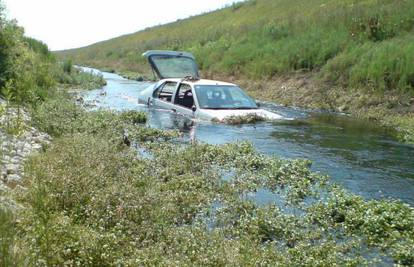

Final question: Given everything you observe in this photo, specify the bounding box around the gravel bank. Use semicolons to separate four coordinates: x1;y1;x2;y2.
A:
0;99;51;187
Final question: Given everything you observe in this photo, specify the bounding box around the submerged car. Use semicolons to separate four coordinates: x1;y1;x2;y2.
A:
138;50;284;121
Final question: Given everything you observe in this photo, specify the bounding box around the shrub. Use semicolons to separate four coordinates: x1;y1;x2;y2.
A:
0;15;56;106
56;65;107;90
62;59;73;74
31;97;147;139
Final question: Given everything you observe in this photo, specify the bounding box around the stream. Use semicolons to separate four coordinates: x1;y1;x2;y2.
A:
81;68;414;205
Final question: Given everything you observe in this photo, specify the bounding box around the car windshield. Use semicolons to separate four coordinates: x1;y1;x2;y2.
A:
194;85;258;109
151;55;198;79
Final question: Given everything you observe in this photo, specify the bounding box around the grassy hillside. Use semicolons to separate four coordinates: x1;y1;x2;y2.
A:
58;0;414;91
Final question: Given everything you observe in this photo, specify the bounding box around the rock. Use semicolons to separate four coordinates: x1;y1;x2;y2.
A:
0;96;6;106
338;105;348;113
0;103;50;191
2;155;11;162
6;174;21;183
0;182;10;193
32;143;42;150
6;164;19;175
1;171;7;180
10;157;20;164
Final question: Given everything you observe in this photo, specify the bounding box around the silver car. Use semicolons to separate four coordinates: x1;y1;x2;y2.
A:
138;50;284;121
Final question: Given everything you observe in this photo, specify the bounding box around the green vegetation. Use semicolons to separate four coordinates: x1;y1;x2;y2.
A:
1;96;412;266
0;18;55;106
57;60;106;90
215;113;266;124
0;208;18;266
2;0;414;265
57;0;414;142
58;0;414;93
0;1;105;109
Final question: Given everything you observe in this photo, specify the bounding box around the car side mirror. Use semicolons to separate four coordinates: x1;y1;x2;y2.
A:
256;102;261;108
191;105;197;112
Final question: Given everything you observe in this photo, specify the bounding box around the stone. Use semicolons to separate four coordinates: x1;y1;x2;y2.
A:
11;158;20;164
32;143;42;150
6;164;19;175
0;104;50;190
338;105;348;113
6;174;21;183
0;182;10;193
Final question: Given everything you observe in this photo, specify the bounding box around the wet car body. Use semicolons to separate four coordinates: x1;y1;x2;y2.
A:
138;50;284;121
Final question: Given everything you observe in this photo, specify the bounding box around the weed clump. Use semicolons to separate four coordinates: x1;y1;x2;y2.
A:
214;113;266;124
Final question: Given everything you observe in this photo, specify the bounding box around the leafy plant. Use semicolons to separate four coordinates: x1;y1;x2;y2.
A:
215;113;266;124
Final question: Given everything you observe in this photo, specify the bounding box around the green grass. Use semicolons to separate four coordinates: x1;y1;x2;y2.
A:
57;0;414;93
0;207;17;267
3;96;411;266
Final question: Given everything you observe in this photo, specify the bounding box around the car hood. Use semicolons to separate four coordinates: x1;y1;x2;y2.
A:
200;108;287;121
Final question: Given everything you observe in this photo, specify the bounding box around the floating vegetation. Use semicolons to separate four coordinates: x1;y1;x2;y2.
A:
214;113;266;125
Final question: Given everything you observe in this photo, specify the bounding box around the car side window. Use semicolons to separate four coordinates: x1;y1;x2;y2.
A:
174;83;194;109
157;82;177;102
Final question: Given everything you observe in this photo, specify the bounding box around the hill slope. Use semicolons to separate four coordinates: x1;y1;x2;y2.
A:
57;0;414;141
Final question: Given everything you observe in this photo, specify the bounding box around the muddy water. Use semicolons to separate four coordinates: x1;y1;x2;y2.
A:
82;68;414;205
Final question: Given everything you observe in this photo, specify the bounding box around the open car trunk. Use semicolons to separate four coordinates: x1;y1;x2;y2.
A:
143;50;200;80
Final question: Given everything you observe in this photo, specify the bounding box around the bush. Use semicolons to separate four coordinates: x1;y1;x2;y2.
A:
56;65;107;90
32;97;147;138
62;59;73;74
0;11;56;106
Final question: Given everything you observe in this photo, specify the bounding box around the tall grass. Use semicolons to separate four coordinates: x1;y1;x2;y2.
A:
0;208;16;266
58;0;414;92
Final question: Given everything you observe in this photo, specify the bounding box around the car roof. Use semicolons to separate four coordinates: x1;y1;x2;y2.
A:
160;78;236;87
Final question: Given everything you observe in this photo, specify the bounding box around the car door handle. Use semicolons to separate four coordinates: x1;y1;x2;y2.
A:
171;108;177;113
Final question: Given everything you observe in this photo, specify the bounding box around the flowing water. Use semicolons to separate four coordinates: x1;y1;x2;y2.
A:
81;68;414;205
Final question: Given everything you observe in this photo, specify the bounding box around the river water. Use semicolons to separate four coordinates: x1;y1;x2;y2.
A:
82;69;414;205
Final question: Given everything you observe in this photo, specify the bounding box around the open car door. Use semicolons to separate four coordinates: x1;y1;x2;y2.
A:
143;50;199;80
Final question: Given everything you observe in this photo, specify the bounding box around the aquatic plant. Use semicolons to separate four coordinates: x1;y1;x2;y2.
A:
4;97;412;266
215;113;266;125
